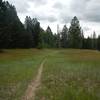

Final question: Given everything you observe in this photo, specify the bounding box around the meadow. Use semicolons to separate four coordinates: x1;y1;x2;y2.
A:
35;49;100;100
0;49;53;100
0;49;100;100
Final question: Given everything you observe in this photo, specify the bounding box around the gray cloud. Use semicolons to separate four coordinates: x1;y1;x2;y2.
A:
7;0;30;13
60;14;72;23
7;0;47;13
83;27;91;31
84;1;100;22
31;12;57;22
53;2;64;9
37;15;57;22
46;16;57;22
29;0;47;6
71;0;100;22
71;0;90;13
7;0;100;23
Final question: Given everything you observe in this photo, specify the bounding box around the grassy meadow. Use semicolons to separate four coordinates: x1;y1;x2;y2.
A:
0;49;100;100
0;49;53;100
35;49;100;100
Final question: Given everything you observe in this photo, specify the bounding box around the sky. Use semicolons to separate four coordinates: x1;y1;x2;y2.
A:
6;0;100;37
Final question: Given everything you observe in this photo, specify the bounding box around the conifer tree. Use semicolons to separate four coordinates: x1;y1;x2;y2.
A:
61;25;68;48
68;16;83;48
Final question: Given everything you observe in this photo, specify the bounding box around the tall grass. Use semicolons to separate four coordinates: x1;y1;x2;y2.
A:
35;49;100;100
0;49;53;100
0;49;100;100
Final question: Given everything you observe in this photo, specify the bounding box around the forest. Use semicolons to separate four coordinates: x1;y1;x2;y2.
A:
0;0;100;50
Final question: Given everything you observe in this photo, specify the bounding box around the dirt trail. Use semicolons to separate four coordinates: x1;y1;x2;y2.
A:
22;59;46;100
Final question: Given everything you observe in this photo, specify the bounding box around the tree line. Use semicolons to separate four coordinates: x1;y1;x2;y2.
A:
0;0;100;50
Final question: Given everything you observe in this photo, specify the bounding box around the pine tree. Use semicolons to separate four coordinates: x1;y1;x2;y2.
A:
25;17;40;47
56;33;61;48
0;1;33;48
68;16;83;48
61;25;68;48
92;31;97;49
32;18;40;47
97;35;100;50
45;26;54;48
85;37;92;49
37;28;46;48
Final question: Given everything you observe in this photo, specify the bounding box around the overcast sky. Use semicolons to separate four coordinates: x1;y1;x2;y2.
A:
7;0;100;37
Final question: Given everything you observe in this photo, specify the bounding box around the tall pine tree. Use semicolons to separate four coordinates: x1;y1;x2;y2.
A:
68;16;83;48
0;1;33;48
61;25;68;48
25;17;40;47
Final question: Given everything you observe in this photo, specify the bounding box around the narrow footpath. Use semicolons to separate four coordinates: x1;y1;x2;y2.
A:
22;59;46;100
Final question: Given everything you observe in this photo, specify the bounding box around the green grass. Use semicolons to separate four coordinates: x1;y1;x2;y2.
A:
0;49;100;100
35;49;100;100
0;49;54;100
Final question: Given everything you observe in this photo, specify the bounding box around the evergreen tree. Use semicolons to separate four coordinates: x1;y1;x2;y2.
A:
32;18;40;47
0;1;33;48
37;28;47;48
92;31;97;49
38;27;57;48
61;25;68;48
45;26;54;48
97;35;100;50
85;37;92;49
0;0;8;48
56;33;61;48
81;30;85;49
25;17;40;47
68;16;83;48
53;33;58;48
